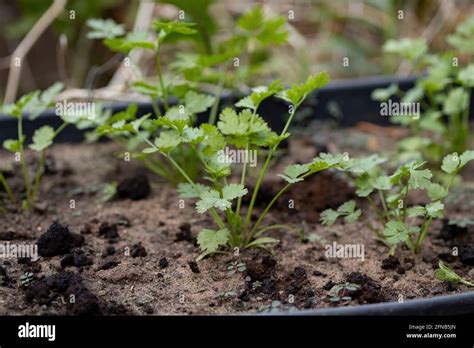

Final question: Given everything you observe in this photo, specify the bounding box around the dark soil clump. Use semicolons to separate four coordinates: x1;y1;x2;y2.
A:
346;272;388;304
37;222;85;257
131;243;147;258
98;222;119;240
117;175;151;201
459;245;474;266
24;272;102;315
188;261;200;273
381;256;400;270
61;249;93;268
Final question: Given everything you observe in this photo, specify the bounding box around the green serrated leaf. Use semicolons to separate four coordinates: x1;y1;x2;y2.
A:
278;72;330;106
197;228;229;253
443;88;468;116
154;130;182;153
427;183;447;201
222;183;248;201
277;164;309;184
184;90;215;114
320;209;341;226
408;164;432;189
460;150;474;168
458;64;474;87
177;183;208;198
441;153;461;174
383;38;428;61
3;138;23;152
87;18;125;40
29;126;55;152
425;201;444;218
407;205;426;218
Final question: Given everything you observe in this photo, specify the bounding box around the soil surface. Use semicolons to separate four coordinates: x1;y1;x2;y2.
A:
0;128;473;315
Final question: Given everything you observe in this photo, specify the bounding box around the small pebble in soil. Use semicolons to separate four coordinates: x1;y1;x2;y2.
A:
61;249;93;268
313;270;326;277
37;222;85;257
459;245;474;266
322;280;335;290
117;175;151;200
102;246;116;258
404;257;415;270
98;222;119;240
381;255;400;270
98;259;120;271
175;223;194;243
188;261;200;273
396;266;406;275
131;243;147;258
159;257;169;269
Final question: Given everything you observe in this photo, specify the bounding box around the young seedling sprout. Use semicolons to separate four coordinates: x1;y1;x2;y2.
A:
100;72;331;259
85;7;290;183
320;150;474;254
1;83;66;211
372;16;474;167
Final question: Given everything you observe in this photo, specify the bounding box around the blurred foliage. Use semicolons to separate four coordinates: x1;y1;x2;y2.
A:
6;0;125;40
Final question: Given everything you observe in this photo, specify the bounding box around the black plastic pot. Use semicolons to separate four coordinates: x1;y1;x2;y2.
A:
1;75;473;315
0;74;420;143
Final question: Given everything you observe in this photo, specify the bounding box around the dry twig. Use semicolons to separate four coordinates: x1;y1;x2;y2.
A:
4;0;68;103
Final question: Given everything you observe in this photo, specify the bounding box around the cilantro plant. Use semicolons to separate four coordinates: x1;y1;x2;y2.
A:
435;261;474;287
372;16;474;166
106;73;330;259
320;150;474;254
1;83;66;211
86;10;288;184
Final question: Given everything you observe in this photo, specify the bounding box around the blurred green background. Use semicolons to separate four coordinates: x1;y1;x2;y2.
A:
0;0;473;100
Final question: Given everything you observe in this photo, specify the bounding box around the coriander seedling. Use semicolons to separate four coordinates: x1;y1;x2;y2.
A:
372;16;474;168
320;150;474;254
1;83;67;211
124;73;331;260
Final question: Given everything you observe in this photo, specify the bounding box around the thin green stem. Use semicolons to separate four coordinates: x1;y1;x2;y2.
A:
155;48;169;111
0;172;17;206
208;66;227;125
378;190;388;218
30;122;69;206
151;101;162;118
164;154;226;230
401;181;410;223
18;116;31;209
53;122;68;138
243;103;300;235
246;182;292;244
143;157;174;182
414;216;433;253
31;150;45;205
367;195;386;226
254;224;295;238
235;108;258;217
